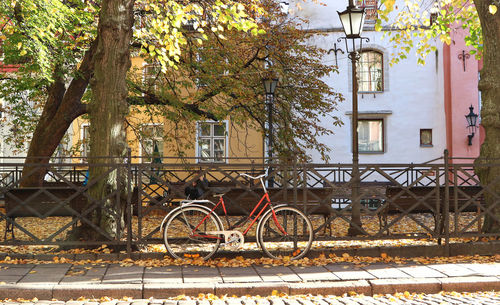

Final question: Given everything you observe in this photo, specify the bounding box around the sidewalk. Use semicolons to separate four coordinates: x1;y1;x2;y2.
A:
0;260;498;300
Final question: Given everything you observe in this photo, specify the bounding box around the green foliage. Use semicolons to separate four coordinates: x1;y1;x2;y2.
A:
134;0;263;71
1;0;341;161
129;2;342;161
377;0;482;65
0;0;97;79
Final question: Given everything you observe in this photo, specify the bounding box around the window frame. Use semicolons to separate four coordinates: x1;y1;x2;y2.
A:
80;123;90;158
196;121;228;163
143;63;160;92
357;50;384;93
139;123;164;163
357;118;385;154
420;129;433;147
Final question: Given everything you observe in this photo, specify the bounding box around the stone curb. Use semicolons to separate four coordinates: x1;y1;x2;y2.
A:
288;280;371;296
1;241;499;261
0;277;498;299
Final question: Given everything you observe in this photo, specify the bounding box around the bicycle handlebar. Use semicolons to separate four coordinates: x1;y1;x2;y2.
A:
240;168;269;180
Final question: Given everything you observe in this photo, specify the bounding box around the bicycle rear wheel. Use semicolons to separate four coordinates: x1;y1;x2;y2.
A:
257;206;314;260
163;205;222;260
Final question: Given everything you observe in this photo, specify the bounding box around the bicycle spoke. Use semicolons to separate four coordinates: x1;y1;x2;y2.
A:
164;206;222;260
257;206;313;260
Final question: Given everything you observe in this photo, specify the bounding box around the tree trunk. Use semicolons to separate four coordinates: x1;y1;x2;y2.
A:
20;43;96;187
473;0;500;233
82;0;134;240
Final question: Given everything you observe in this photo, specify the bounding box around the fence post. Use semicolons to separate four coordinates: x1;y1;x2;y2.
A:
126;148;132;257
293;157;298;207
303;162;307;214
444;149;450;256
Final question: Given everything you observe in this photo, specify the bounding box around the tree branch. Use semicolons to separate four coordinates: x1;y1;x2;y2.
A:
128;84;219;121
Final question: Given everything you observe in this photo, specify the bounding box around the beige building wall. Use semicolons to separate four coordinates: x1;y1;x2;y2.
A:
70;57;265;164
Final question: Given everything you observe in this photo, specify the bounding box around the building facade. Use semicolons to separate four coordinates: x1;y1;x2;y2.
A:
291;0;480;164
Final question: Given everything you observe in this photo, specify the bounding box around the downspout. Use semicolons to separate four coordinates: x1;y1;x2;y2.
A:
443;43;453;158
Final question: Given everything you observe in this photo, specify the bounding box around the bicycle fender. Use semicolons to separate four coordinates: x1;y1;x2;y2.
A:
160;203;224;232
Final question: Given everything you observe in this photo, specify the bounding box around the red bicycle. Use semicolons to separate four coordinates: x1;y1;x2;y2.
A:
160;170;314;260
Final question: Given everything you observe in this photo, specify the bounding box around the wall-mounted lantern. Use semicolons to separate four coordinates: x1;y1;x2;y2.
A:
465;105;478;146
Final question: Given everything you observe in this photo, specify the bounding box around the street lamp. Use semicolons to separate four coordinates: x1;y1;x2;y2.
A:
337;0;368;236
263;77;278;187
465;105;478;146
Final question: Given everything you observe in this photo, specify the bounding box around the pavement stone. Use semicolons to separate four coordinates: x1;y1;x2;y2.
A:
288;280;371;296
215;282;288;297
219;267;261;283
439;276;500;292
458;263;500;277
252;266;300;282
396;265;447;278
324;264;376;281
52;283;142;299
0;283;54;300
182;266;221;283
143;267;182;284
426;263;480;277
369;278;442;295
0;259;497;299
289;266;339;282
0;266;34;276
361;264;411;279
18;265;71;284
60;265;108;285
103;266;144;284
0;276;21;284
143;283;215;298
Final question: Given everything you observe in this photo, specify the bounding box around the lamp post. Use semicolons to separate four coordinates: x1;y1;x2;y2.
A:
337;0;368;236
263;77;278;187
465;105;478;146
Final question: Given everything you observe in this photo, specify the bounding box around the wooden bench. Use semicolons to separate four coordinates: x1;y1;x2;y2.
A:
4;185;88;240
381;185;485;233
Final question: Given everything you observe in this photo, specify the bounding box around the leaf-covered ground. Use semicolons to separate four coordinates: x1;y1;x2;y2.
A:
0;212;496;267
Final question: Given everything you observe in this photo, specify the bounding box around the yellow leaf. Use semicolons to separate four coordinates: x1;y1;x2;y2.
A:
489;5;497;15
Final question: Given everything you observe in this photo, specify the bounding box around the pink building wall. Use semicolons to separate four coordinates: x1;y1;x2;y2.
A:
443;29;481;159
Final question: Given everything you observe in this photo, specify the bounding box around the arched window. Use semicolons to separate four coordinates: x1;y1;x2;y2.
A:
358;50;384;92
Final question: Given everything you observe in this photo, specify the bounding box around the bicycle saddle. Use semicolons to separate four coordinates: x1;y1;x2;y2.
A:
210;187;231;196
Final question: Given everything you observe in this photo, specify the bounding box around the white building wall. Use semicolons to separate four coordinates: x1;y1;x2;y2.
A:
289;1;446;164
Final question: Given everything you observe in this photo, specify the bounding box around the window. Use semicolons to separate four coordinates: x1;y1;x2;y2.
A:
358;50;383;92
356;0;378;23
80;124;90;158
143;64;160;91
141;124;164;163
358;119;384;153
194;51;207;88
197;121;227;162
420;129;433;146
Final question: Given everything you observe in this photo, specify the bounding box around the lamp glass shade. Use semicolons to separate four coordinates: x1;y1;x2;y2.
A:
263;78;278;95
465;105;478;127
279;1;289;14
338;7;366;38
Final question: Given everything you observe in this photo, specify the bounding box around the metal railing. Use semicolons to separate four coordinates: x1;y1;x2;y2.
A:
0;151;498;255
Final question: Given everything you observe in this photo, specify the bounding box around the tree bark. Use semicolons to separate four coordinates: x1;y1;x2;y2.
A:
81;0;135;240
473;0;500;233
20;43;96;187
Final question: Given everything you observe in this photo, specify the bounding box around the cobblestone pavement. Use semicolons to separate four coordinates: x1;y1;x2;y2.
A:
0;292;500;305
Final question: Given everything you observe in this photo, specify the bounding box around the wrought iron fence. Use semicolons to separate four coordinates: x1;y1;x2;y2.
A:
0;151;499;255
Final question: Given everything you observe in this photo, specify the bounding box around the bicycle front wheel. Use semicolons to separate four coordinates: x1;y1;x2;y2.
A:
163;205;222;260
257;206;314;260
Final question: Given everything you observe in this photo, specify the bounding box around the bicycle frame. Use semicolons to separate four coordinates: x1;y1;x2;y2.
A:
164;171;288;242
190;189;288;238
